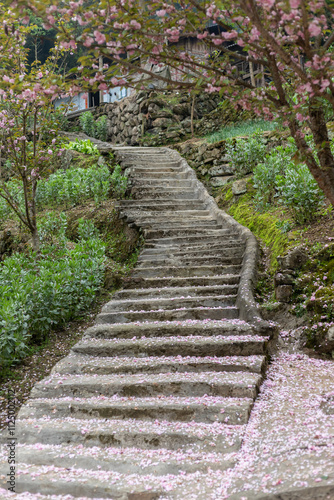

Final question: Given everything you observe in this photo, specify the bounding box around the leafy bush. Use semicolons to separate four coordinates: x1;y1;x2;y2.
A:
276;163;325;224
36;165;112;208
79;111;108;142
252;139;325;223
64;138;99;155
79;111;96;137
95;116;108;142
226;134;267;177
110;164;128;198
253;144;293;210
0;217;106;368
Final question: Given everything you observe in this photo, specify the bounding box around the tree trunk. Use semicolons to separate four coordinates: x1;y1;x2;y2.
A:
32;227;40;254
249;61;256;87
191;94;195;138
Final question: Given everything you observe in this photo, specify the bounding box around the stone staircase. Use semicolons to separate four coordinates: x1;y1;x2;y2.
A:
0;147;274;499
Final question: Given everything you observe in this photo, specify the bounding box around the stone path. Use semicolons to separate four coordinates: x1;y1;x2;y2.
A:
0;147;274;498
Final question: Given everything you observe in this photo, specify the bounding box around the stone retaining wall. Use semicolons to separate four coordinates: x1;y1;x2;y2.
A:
93;91;221;145
175;131;287;190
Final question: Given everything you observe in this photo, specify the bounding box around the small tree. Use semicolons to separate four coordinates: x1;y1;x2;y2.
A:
0;5;73;251
14;0;334;205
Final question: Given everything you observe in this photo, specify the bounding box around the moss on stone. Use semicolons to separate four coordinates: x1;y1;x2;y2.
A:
224;187;233;202
228;199;296;271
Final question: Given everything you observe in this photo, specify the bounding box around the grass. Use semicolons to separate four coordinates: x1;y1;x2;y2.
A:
206;119;280;143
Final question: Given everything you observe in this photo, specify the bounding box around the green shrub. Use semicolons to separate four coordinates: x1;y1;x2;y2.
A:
276;163;325;224
252;139;324;224
226;134;266;177
79;111;96;137
110;164;128;198
253;144;293;210
64;138;99;155
0;218;106;368
78;112;108;142
95;115;108;142
36;165;112;208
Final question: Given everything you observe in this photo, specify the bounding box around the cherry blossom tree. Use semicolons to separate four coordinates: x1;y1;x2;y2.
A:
12;0;334;205
0;4;74;251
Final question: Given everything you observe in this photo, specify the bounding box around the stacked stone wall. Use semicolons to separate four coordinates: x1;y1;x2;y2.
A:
93;90;221;145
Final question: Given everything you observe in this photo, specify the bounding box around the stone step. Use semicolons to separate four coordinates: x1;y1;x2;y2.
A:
144;234;242;246
12;417;246;452
101;294;237;313
141;241;244;254
123;274;241;289
14;443;237;476
132;264;241;278
117;200;207;210
19;395;253;426
53;353;266;376
136;256;243;267
83;319;253;339
121;160;180;166
114;284;239;299
96;305;239;324
131;188;198;200
122;210;212;218
140;246;244;259
129;168;188;176
0;460;170;498
130;178;194;187
144;227;237;239
72;335;268;358
138;219;220;230
31;371;262;400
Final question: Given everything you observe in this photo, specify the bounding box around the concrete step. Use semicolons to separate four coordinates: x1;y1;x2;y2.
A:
131;188;198;200
72;335;268;358
114;284;239;299
122;210;212;218
15;443;237;476
141;242;244;254
139;247;244;259
13;417;246;451
123;274;241;289
132;264;241;278
53;353;266;376
83;319;254;339
117;200;207;210
129;168;188;176
19;395;253;425
96;306;239;324
122;160;180;167
0;460;169;499
31;371;262;400
138;219;220;230
136;256;243;267
101;294;237;313
144;234;242;246
129;178;194;187
144;227;237;239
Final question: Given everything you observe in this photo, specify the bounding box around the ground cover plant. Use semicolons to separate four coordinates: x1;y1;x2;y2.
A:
0;217;105;368
36;164;112;208
206;120;279;143
79;111;108;142
0;130;131;370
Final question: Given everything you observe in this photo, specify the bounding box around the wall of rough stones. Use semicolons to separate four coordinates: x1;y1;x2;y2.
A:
175;130;285;190
93;90;222;146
